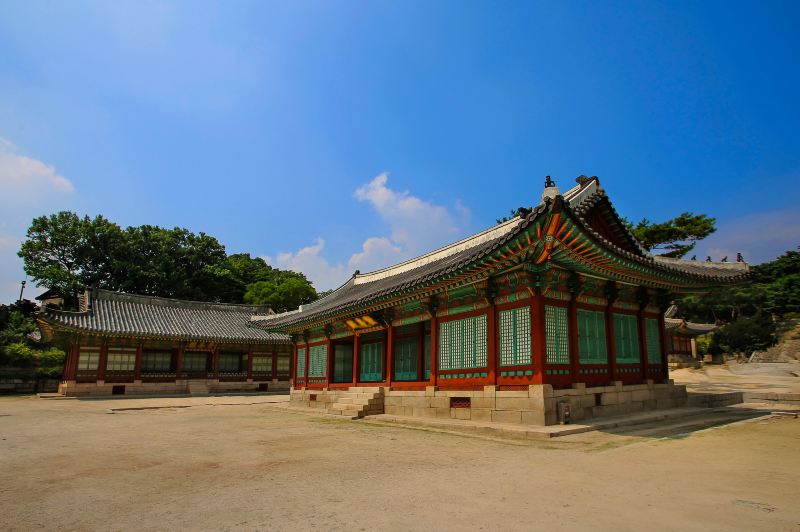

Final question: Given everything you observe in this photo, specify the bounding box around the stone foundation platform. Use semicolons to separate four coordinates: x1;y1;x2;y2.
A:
57;379;290;397
291;380;689;426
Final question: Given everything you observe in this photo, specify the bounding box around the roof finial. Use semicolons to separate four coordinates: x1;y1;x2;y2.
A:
736;252;744;263
541;175;560;202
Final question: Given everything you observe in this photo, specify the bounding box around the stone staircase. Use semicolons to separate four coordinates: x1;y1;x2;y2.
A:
325;387;385;419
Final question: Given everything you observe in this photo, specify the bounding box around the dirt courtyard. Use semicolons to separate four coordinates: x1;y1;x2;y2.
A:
1;395;798;531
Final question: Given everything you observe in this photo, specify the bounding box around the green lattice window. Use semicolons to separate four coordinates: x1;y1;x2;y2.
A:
360;342;383;381
645;318;661;364
545;305;570;365
252;356;271;373
498;307;532;367
142;351;171;371
183;352;208;372
614;314;640;364
577;309;607;364
308;345;328;378
219;353;244;372
439;314;488;371
107;348;136;371
276;355;290;375
333;345;353;383
394;338;418;380
296;347;306;377
77;348;100;370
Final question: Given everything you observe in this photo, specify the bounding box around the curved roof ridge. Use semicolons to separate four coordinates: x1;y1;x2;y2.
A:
91;288;272;314
653;255;749;271
352;215;523;285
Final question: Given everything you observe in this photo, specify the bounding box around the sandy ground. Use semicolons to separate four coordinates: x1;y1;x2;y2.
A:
673;361;800;395
1;395;799;531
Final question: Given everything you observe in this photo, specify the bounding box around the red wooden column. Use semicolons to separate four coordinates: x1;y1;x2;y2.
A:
175;346;184;380
134;343;143;382
97;342;108;382
567;295;580;383
487;301;498;385
325;337;334;387
532;289;546;384
212;348;219;379
352;333;360;386
63;343;73;382
64;342;79;382
385;324;394;386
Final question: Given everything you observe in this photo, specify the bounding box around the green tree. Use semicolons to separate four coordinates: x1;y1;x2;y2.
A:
244;277;316;313
626;212;716;258
116;225;228;300
17;212;125;300
19;211;319;308
710;314;776;357
0;306;65;378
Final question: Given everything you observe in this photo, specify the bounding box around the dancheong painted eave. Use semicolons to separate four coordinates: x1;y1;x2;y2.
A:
252;176;748;333
38;288;291;344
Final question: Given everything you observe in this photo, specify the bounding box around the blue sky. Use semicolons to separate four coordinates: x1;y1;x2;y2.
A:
1;1;798;302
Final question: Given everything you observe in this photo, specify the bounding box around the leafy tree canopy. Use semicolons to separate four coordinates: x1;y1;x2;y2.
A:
625;212;716;258
0;303;65;377
18;211;318;311
244;277;317;313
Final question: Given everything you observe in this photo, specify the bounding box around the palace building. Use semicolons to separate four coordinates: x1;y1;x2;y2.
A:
664;305;720;368
39;289;291;396
254;176;748;425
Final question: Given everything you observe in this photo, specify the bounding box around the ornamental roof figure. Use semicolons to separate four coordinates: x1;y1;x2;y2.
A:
541;175;560;202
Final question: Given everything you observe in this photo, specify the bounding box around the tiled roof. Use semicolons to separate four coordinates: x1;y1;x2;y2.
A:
665;318;719;336
252;204;548;329
41;289;289;344
254;177;749;331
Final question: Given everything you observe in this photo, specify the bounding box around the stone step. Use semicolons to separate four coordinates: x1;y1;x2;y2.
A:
336;397;379;406
330;402;362;412
349;387;384;394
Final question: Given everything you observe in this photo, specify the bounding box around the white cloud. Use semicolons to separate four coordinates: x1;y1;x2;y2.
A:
347;237;403;273
0;139;76;303
268;238;349;291
268;173;472;291
0;138;74;200
694;209;800;264
354;172;468;255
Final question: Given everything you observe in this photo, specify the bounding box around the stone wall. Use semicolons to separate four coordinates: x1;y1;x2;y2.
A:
289;380;688;426
57;379;290;397
0;378;60;394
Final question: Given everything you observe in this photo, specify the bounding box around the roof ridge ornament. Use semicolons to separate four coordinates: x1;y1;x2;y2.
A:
541;175;560;202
